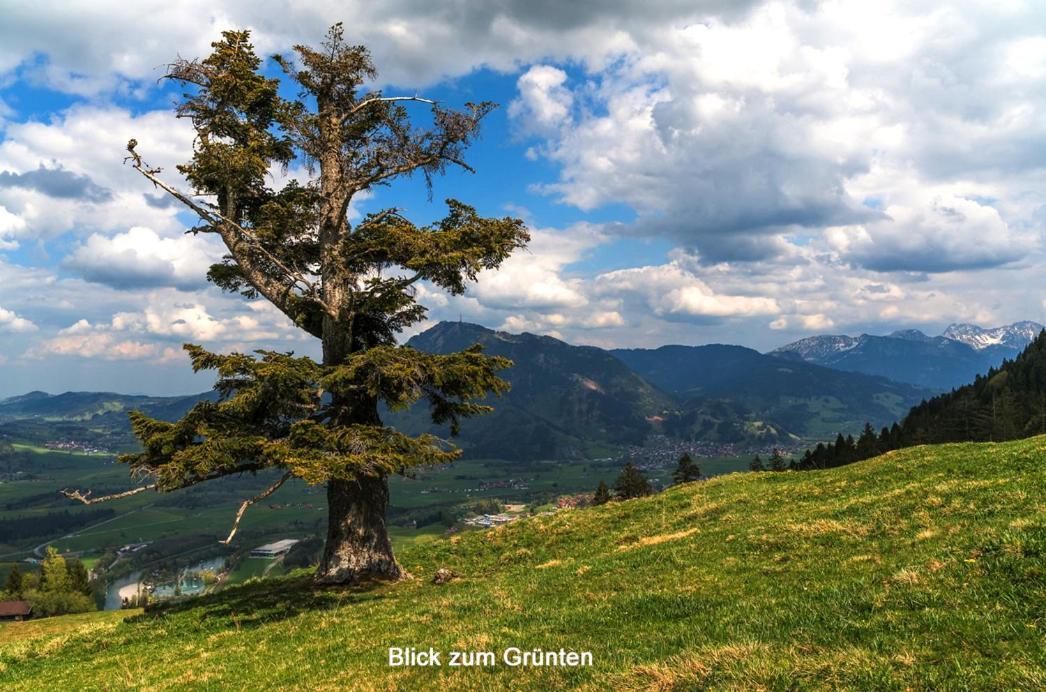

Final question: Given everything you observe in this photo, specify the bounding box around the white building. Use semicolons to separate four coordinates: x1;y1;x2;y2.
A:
249;539;300;558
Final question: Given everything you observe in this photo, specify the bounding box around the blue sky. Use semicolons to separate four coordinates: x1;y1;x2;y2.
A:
0;1;1045;396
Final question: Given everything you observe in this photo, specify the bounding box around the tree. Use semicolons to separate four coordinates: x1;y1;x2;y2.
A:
67;559;91;597
63;26;528;585
614;462;652;500
749;454;765;472
40;547;70;593
671;453;701;484
768;449;787;472
3;564;22;597
592;480;611;505
22;547;94;617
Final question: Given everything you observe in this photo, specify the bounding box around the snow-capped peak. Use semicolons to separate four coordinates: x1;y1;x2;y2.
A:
941;321;1044;351
770;334;860;360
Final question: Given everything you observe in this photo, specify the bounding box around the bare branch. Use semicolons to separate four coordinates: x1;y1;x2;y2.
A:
125;140;221;224
61;484;156;505
219;472;293;545
124;140;335;319
343;96;436;122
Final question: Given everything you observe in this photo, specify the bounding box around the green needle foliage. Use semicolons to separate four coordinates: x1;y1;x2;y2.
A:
110;24;528;583
671;453;701;485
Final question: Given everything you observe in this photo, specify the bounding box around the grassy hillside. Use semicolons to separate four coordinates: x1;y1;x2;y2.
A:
1;438;1043;690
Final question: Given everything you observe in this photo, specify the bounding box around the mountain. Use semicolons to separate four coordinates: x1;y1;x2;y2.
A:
941;321;1044;351
611;343;929;438
0;391;207;421
11;436;1043;688
0;391;214;449
771;321;1043;390
796;329;1046;469
1;321;937;458
401;321;675;459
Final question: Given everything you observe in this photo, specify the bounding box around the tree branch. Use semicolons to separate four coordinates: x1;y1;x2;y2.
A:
61;484;157;505
219;472;293;545
343;96;436;122
124;140;335;320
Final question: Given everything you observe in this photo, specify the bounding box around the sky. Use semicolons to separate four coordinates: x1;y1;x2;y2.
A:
0;0;1045;396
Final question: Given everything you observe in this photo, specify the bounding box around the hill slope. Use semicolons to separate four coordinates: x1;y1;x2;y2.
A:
401;321;675;458
3;437;1043;689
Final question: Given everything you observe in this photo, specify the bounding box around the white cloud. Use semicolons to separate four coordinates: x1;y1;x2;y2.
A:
509;65;573;134
469;223;603;311
64;226;222;290
0;106;194;242
0;1;760;95
514;0;1046;272
34;333;158;360
0;306;37;333
595;263;780;321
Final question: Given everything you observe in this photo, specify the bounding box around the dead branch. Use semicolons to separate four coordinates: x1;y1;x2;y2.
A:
220;472;293;545
124;140;334;319
344;95;436;122
61;484;156;505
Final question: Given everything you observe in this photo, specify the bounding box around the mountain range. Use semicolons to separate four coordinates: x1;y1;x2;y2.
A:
397;322;928;456
771;321;1043;391
5;320;1039;460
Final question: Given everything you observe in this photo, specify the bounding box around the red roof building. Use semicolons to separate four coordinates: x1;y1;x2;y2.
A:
0;600;31;621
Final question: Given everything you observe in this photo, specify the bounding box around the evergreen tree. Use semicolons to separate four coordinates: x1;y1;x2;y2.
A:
671;453;701;484
856;422;878;458
67;559;91;597
62;26;528;585
592;480;611;505
749;454;765;472
768;448;787;472
3;564;22;597
795;330;1046;471
614;462;652;500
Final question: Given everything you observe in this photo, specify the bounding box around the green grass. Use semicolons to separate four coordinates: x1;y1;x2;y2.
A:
1;437;1043;690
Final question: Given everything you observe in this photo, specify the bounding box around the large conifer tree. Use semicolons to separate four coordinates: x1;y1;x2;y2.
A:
65;26;528;584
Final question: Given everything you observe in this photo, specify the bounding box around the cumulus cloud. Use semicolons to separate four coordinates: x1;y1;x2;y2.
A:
595;263;780;321
0;1;761;95
0;306;37;333
34;332;158;360
469;223;604;311
827;174;1037;273
509;65;573;134
515;0;1046;272
0;106;194;243
64;227;222;290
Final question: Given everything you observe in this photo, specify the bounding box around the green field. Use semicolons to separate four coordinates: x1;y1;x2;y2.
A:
0;437;1042;689
0;439;750;567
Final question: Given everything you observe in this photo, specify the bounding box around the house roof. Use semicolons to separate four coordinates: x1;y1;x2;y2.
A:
0;600;31;617
251;539;299;553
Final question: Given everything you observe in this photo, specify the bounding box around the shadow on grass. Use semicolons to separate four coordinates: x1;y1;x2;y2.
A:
126;570;397;631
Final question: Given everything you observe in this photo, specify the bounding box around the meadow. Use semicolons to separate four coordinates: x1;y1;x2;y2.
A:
0;437;1041;689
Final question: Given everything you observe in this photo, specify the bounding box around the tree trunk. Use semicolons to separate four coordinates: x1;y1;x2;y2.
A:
315;475;402;584
314;290;404;585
